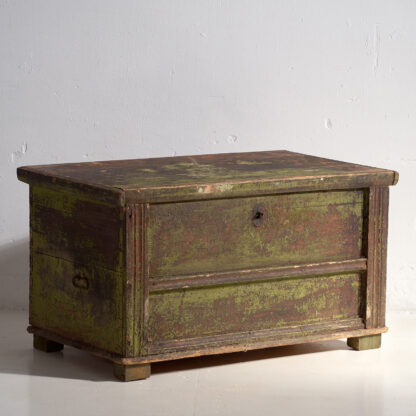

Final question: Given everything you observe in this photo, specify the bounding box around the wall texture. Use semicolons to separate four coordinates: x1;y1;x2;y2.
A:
1;1;414;311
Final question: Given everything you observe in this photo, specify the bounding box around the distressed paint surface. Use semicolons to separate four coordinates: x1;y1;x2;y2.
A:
17;150;398;204
124;204;145;357
30;252;124;354
146;317;367;356
147;190;364;278
31;185;125;272
147;272;363;343
365;186;389;328
15;150;398;377
18;151;393;188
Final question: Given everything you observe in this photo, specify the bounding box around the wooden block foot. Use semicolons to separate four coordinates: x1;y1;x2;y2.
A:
33;334;64;352
347;334;381;351
113;363;151;381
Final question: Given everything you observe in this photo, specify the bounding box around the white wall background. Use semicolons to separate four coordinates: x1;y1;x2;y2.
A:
1;1;415;312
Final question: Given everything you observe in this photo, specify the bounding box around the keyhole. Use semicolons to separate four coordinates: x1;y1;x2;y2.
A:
253;211;263;220
252;205;265;227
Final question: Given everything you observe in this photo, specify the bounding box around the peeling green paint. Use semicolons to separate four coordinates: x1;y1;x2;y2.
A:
31;252;124;354
17;151;395;369
148;273;362;342
147;190;364;277
31;185;125;272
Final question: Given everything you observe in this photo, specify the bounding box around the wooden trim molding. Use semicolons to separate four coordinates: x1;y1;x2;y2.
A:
149;258;368;291
147;317;365;354
27;323;387;366
365;186;389;328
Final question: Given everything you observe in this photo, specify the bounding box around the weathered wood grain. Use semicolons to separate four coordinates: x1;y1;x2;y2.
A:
124;204;146;357
17;171;124;205
147;272;363;343
149;258;367;291
17;150;398;204
17;150;398;381
123;172;397;204
365;186;389;328
27;324;388;365
30;252;124;355
30;185;125;272
146;190;365;277
148;317;364;354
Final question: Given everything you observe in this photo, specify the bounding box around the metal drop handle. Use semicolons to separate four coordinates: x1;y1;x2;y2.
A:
72;275;89;290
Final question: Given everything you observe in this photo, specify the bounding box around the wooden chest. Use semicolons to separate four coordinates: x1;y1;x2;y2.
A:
17;150;398;381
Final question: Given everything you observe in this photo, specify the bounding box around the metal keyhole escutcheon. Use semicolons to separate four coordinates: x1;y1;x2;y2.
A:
252;205;265;227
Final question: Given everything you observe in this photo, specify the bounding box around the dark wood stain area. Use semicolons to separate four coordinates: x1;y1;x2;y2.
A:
30;185;125;272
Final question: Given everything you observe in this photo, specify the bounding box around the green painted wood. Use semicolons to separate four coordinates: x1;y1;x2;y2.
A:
146;190;365;278
17;150;398;204
113;363;151;381
124;204;145;358
15;150;398;381
30;252;124;355
147;272;363;343
347;334;381;350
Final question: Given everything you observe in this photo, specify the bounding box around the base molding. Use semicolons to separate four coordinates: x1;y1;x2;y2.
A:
27;323;388;365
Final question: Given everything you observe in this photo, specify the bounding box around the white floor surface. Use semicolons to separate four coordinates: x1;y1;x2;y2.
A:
0;310;415;416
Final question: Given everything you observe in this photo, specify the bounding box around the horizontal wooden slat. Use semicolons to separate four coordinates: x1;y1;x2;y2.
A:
125;171;397;203
147;272;364;343
148;317;365;354
149;258;367;291
147;190;365;278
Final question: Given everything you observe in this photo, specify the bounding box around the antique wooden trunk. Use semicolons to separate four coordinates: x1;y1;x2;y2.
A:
17;150;398;381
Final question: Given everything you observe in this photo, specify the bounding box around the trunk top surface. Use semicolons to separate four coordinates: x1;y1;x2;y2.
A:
17;150;398;204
